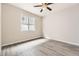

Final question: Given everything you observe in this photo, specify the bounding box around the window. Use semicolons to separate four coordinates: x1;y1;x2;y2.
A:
21;16;35;32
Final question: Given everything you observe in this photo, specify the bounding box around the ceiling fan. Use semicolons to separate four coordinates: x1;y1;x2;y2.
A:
34;3;53;12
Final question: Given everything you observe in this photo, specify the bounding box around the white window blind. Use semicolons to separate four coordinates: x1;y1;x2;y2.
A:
21;16;35;32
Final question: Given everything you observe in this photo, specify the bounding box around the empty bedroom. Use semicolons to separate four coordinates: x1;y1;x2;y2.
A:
1;3;79;56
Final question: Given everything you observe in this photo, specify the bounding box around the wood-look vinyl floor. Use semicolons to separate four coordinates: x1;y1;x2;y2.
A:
2;39;79;56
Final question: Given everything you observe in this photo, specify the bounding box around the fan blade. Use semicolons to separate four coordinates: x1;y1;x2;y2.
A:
34;5;42;7
47;7;52;11
40;9;43;12
47;3;53;5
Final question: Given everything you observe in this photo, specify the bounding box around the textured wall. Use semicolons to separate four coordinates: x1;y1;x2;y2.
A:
2;4;43;46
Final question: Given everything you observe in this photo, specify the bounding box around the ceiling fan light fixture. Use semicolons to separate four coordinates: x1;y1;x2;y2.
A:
34;3;53;12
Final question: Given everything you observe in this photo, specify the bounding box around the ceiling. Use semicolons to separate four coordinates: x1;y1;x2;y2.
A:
10;3;78;17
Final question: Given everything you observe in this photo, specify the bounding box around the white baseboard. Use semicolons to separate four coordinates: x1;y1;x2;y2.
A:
2;36;43;47
45;37;79;47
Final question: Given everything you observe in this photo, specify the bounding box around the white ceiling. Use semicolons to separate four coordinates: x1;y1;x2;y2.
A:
10;3;78;17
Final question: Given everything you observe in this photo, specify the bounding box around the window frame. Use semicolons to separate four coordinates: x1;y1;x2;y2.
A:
21;15;36;32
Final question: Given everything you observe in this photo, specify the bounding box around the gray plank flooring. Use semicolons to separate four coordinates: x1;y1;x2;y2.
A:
2;39;79;56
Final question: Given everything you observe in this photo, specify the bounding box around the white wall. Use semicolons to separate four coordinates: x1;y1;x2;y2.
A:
0;3;1;55
2;4;43;46
43;4;79;46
